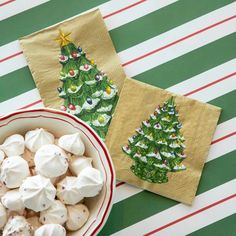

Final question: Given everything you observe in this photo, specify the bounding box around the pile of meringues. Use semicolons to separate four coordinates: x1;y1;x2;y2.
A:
0;128;103;236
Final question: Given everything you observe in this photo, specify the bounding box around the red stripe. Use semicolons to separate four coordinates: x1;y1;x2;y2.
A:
116;181;125;187
122;15;236;67
18;99;42;109
211;131;236;145
0;0;16;7
0;51;23;63
184;72;236;96
103;0;146;19
144;193;236;236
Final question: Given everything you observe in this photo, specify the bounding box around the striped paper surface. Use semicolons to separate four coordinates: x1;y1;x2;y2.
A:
0;0;235;235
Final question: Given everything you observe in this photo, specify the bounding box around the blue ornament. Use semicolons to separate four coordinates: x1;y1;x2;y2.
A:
77;46;82;53
95;74;100;81
87;97;92;105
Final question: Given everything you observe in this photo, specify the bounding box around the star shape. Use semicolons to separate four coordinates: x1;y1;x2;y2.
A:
55;30;72;47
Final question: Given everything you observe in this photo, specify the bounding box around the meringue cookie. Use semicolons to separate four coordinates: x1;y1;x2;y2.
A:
19;175;56;212
1;189;24;212
50;169;73;186
0;150;5;165
66;204;89;231
2;216;34;236
77;167;103;197
69;156;93;176
56;176;83;205
0;202;7;229
58;133;85;156
39;200;67;225
0;156;30;188
25;128;54;152
35;144;68;178
0;134;24;157
35;224;66;236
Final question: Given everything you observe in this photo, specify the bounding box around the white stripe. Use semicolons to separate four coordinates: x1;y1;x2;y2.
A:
186;74;236;102
112;180;236;236
207;118;236;162
119;2;236;77
114;118;236;203
0;89;42;115
104;0;177;30
0;0;49;21
168;59;236;95
0;0;176;76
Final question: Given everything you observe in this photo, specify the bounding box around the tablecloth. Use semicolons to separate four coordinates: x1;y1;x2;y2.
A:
0;0;235;235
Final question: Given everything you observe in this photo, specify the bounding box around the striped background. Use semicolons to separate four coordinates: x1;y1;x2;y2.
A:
0;0;235;235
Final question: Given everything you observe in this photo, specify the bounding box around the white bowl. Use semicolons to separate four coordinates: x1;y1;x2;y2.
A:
0;108;115;236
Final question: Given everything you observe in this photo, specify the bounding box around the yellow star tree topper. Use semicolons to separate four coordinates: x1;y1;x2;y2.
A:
55;30;72;47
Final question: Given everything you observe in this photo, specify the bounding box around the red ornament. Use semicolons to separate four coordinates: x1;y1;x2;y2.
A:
60;105;67;111
154;111;157;116
71;51;77;59
69;69;75;76
84;64;89;70
68;104;76;110
59;55;65;61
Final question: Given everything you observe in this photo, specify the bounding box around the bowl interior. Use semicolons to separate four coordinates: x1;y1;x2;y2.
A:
0;109;115;236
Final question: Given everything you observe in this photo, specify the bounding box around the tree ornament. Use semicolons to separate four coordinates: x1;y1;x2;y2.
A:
100;70;105;76
59;55;65;61
68;104;76;110
84;64;89;70
71;51;77;59
60;105;67;111
95;74;100;81
69;69;75;76
70;85;77;92
77;46;82;52
98;115;105;124
90;59;95;65
109;79;113;85
106;86;111;95
87;97;92;105
163;160;168;165
57;87;62;93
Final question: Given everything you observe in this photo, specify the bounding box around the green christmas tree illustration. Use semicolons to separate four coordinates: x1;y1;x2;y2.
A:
122;97;187;184
56;30;118;139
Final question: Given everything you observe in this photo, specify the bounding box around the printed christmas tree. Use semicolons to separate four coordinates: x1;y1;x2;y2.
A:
122;97;187;184
56;30;118;139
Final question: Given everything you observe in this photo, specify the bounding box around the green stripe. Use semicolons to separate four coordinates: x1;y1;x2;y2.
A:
133;33;236;88
99;150;236;235
209;91;236;124
188;214;236;236
0;34;235;103
110;0;235;52
0;67;35;103
0;0;108;46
